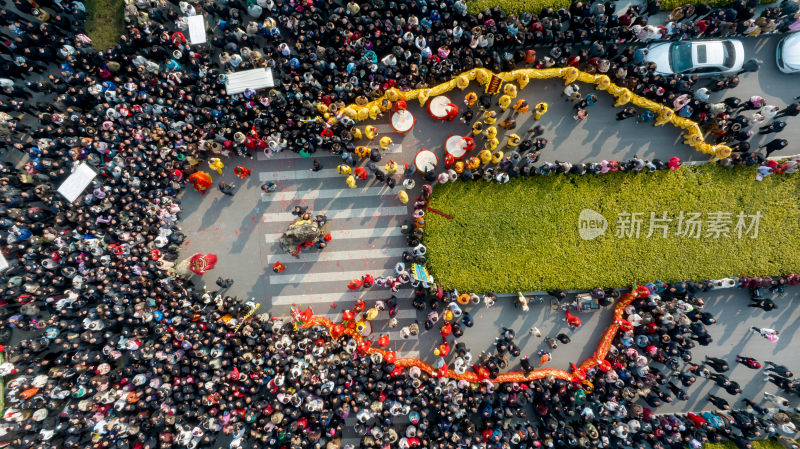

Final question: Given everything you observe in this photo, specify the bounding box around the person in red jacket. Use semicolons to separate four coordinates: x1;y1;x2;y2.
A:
565;310;582;329
445;103;459;121
735;355;761;369
687;412;707;427
171;31;186;46
362;273;374;288
233;166;251;179
347;279;363;290
354;166;367;181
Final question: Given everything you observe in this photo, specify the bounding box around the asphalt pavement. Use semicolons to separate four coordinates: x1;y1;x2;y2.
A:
178;31;800;417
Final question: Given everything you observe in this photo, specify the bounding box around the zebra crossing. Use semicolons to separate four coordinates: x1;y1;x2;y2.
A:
256;150;423;358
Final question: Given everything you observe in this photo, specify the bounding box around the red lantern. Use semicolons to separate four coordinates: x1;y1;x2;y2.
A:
377;335;390;347
342;310;355;322
330;324;345;339
384;352;396;364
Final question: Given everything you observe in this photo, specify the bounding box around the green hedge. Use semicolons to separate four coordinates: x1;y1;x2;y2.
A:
467;0;571;15
661;0;774;11
467;0;773;15
705;441;789;449
85;0;124;50
660;0;728;11
424;165;800;293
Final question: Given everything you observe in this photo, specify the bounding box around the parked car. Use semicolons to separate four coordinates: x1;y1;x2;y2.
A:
776;32;800;73
645;40;745;76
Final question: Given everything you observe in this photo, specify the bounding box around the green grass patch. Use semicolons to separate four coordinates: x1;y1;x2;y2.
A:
705;441;793;449
704;443;737;449
752;441;789;449
467;0;570;15
661;0;772;11
84;0;124;50
466;0;770;15
425;165;800;293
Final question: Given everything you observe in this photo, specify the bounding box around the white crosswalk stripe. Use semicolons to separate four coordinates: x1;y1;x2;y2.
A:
264;226;404;243
271;289;413;306
258;168;340;181
270;269;401;285
255;147;418;358
261;186;388;202
267;248;406;264
262;206;407;223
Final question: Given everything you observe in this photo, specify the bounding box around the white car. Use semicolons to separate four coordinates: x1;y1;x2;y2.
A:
777;32;800;73
644;40;745;76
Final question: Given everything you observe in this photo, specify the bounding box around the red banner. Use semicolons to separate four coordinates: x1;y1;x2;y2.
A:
485;74;503;94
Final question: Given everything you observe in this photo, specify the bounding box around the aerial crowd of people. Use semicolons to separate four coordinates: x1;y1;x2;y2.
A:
2;0;800;447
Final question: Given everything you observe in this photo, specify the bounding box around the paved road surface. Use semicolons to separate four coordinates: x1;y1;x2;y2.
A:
178;33;800;425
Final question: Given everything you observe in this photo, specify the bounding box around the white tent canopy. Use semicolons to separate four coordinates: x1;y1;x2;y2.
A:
187;15;207;45
57;162;97;203
225;68;275;95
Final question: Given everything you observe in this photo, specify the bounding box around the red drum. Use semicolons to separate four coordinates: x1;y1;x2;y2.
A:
414;149;438;173
427;95;451;120
391;109;415;134
445;135;469;160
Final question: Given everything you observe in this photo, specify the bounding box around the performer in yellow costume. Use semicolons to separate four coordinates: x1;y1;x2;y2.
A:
534;102;548;120
208;157;224;175
498;94;512;111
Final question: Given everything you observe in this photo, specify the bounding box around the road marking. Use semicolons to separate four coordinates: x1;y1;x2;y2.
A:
262;206;407;223
266;248;405;264
270;269;405;285
264;226;404;243
271;288;412;306
258;168;340;182
374;123;396;135
261;186;387;203
317;309;418;321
